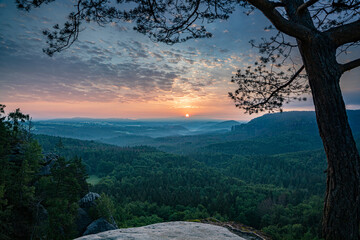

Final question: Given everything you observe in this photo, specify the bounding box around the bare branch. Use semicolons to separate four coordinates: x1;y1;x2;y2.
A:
248;65;305;109
326;19;360;47
297;0;320;15
340;58;360;73
247;0;313;40
270;1;285;8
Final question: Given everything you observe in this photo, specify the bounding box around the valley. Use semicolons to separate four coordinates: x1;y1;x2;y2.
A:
32;110;360;240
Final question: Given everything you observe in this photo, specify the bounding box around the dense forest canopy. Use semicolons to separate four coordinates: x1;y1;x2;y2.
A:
36;133;327;240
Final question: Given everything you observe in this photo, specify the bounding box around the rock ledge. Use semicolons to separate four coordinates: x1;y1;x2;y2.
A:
75;221;247;240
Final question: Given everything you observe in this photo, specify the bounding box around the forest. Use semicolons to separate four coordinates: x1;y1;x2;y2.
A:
36;134;327;240
1;105;360;239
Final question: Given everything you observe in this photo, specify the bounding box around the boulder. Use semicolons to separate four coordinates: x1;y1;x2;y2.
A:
76;207;93;236
75;221;247;240
82;218;117;236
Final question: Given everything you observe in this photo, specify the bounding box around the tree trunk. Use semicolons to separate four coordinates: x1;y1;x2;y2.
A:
298;35;360;239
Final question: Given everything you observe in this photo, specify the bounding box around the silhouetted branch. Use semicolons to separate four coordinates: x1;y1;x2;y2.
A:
327;19;360;47
341;58;360;73
270;1;285;8
297;0;320;14
247;65;305;109
247;0;313;40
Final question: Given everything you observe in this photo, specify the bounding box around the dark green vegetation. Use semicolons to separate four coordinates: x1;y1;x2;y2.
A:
3;108;360;239
36;134;326;239
0;106;89;239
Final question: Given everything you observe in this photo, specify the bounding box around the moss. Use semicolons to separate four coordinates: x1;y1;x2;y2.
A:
187;219;201;222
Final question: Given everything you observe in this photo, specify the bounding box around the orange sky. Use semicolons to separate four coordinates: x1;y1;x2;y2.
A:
2;98;320;121
2;100;257;120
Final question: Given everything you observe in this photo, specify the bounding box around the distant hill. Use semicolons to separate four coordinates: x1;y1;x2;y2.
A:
231;111;317;136
231;110;360;137
32;119;229;141
139;110;360;154
33;110;360;152
39;117;136;122
211;120;240;129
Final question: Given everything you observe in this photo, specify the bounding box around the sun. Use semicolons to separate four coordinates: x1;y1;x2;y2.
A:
185;113;190;118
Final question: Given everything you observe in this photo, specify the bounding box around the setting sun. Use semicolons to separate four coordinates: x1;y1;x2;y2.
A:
185;113;190;118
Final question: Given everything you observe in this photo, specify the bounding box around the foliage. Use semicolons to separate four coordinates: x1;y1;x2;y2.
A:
0;105;88;239
90;193;115;223
37;131;330;239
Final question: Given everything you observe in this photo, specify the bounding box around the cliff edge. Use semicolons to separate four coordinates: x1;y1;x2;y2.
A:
75;221;248;240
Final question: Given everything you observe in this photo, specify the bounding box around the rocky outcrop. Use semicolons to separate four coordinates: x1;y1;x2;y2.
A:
82;218;117;236
200;218;269;240
79;192;101;209
75;192;118;237
75;221;247;240
39;153;59;175
76;207;93;235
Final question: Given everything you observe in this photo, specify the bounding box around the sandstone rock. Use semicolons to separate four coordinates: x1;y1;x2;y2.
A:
75;221;247;240
79;192;101;209
82;218;117;236
76;207;93;236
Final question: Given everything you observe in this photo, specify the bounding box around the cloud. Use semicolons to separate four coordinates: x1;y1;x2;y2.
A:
219;48;230;53
0;45;182;103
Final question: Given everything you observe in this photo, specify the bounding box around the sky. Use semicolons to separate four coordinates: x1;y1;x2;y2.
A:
0;0;359;120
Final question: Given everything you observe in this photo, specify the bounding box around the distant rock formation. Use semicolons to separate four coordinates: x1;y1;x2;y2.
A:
79;192;101;209
76;192;118;237
75;221;247;240
39;153;59;175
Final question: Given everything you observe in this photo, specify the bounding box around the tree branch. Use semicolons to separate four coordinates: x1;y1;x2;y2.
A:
296;0;320;14
326;19;360;47
340;58;360;73
248;65;305;109
247;0;313;40
271;1;285;8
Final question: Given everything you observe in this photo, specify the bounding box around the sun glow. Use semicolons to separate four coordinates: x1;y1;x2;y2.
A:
185;113;190;118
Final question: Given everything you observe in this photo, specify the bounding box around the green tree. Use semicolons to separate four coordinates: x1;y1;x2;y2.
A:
90;193;115;223
0;105;90;239
37;156;89;239
0;105;42;239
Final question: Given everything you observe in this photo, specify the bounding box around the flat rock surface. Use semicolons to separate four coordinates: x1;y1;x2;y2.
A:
75;221;247;240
